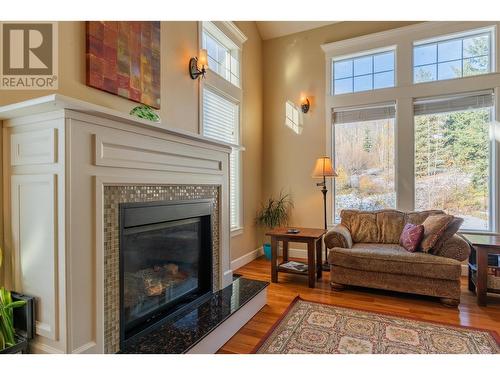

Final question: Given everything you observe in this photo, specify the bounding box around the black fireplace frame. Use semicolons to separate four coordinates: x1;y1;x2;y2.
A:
118;199;213;349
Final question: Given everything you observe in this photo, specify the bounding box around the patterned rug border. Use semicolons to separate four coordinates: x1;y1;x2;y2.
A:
252;296;500;353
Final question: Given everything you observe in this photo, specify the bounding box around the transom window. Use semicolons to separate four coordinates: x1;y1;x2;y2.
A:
202;22;240;87
413;30;492;83
333;50;395;95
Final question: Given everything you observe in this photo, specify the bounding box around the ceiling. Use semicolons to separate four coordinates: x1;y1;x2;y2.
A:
256;21;339;40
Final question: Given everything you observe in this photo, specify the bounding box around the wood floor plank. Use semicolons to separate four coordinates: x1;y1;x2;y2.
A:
218;256;500;354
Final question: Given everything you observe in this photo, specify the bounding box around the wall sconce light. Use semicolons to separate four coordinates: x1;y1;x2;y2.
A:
189;49;208;80
301;96;310;113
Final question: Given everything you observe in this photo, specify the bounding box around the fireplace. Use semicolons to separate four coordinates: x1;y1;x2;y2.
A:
119;199;213;347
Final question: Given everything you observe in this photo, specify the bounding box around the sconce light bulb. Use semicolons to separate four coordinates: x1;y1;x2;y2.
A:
198;49;208;68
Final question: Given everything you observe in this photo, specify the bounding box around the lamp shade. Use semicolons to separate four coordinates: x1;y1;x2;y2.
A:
198;49;208;67
312;157;337;178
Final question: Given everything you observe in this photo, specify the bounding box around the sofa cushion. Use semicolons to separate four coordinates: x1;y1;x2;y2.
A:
341;210;379;243
405;210;445;225
340;209;445;244
341;209;406;243
420;214;454;252
377;210;406;244
432;216;464;253
328;243;462;280
399;223;424;252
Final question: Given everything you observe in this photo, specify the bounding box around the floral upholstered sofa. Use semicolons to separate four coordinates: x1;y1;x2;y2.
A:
325;209;470;306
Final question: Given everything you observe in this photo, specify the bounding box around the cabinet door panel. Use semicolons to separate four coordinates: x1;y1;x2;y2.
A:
11;174;58;340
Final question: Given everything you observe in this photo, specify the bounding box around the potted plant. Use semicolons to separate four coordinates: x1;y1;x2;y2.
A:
0;248;27;353
256;192;293;260
129;104;161;122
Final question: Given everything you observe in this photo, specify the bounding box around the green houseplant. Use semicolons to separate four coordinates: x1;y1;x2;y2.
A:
256;192;293;260
129;104;161;122
0;249;26;351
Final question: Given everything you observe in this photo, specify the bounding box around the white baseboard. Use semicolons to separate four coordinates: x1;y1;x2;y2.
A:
230;247;264;271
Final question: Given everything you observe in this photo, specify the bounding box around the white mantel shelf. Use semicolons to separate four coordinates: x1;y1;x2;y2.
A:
0;94;239;152
1;95;234;353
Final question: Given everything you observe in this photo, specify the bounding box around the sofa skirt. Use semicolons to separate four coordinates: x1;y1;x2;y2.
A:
330;265;461;300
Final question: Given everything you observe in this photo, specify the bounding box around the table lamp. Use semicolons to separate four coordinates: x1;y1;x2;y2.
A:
312;156;337;270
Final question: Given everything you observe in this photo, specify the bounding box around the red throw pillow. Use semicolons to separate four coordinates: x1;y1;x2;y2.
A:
399;223;424;252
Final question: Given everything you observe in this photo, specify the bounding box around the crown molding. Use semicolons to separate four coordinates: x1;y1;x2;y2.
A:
219;21;248;45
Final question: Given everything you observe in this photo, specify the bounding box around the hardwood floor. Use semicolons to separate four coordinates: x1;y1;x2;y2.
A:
218;256;500;354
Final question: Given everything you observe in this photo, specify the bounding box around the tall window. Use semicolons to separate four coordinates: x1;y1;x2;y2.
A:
414;92;494;231
414;29;492;83
201;22;244;232
203;88;241;229
325;22;500;233
333;104;396;221
333;49;395;95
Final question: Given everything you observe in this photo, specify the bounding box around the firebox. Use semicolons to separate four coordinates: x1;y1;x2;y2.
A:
119;199;213;347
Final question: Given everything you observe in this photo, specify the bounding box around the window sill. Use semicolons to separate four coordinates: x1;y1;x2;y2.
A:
231;227;244;237
459;230;500;236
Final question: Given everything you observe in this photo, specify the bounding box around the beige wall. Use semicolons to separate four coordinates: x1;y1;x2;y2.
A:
0;21;263;263
231;22;264;260
262;22;419;233
0;22;200;132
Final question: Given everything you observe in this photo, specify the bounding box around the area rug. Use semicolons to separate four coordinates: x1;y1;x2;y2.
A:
254;297;500;354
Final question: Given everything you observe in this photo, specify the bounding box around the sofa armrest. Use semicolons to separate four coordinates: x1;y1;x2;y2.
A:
433;234;471;262
324;224;353;249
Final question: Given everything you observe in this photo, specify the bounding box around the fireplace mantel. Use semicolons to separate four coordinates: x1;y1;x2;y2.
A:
0;95;234;353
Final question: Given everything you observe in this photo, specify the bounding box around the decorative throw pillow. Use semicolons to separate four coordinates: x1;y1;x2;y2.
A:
420;214;454;253
431;216;464;253
399;223;424;252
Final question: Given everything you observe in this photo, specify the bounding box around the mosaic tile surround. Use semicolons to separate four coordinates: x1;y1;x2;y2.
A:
103;184;221;353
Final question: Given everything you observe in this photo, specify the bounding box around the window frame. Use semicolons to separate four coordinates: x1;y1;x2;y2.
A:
199;21;246;235
332;47;396;95
412;28;494;84
202;21;242;88
323;21;500;234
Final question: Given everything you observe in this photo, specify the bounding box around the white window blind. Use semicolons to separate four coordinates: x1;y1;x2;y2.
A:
202;88;240;229
414;90;494;116
333;103;396;124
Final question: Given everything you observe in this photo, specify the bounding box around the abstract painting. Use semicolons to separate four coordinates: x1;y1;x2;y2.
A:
86;21;161;109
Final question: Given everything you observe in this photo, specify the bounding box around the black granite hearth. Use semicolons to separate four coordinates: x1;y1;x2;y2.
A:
121;277;268;353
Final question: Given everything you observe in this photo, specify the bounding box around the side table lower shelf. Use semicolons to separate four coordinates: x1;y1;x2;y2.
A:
464;233;500;306
278;262;309;275
468;263;500;295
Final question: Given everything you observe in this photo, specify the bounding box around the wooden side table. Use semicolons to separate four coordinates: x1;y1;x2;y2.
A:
265;227;326;288
462;233;500;306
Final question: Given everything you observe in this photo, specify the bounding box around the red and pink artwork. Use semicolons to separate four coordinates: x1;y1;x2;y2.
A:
86;21;161;109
